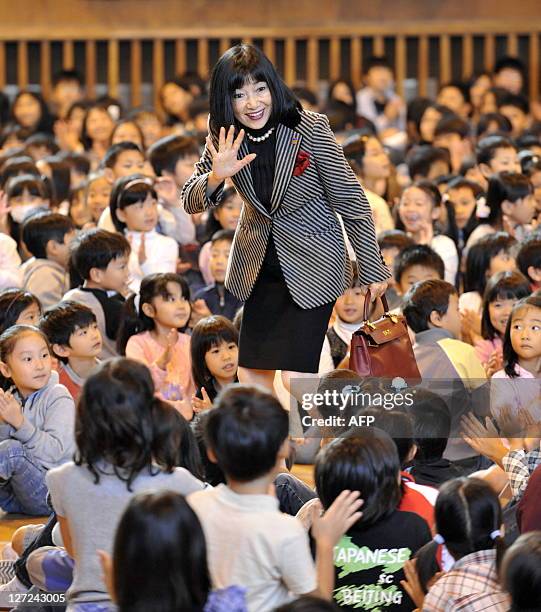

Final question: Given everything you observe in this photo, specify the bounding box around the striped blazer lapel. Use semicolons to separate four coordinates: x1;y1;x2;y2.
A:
233;139;271;218
269;124;302;215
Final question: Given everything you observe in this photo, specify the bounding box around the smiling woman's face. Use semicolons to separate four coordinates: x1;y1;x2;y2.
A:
232;79;273;130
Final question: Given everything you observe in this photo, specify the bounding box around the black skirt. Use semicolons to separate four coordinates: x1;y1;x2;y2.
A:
238;237;334;373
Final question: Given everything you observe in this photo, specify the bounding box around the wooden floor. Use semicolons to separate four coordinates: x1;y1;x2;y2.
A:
291;463;315;489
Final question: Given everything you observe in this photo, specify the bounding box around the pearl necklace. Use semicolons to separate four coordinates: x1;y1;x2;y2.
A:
245;126;275;142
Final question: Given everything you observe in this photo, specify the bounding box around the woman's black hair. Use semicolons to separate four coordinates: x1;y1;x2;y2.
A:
315;427;401;528
503;295;541;377
481;270;531;340
109;174;158;233
445;176;484;245
415;477;505;594
418;103;455;142
190;315;239;397
0;289;41;336
10;90;54;135
201;186;240;243
486;172;533;226
80;102;114;150
502;532;541;612
151;400;205;481
74;358;173;490
208;44;301;137
117;273;190;355
463;232;517;295
113;491;211;612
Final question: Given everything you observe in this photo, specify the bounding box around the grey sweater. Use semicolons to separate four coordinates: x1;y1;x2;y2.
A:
0;371;75;470
22;258;69;310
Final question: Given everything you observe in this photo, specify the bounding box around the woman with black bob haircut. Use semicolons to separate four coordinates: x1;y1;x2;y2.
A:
102;491;247;612
182;44;390;394
208;44;301;135
404;477;506;609
315;428;431;611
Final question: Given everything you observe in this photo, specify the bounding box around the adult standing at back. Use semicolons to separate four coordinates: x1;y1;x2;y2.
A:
182;44;390;392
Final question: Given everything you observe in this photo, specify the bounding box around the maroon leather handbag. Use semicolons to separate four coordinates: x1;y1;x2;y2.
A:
349;291;421;381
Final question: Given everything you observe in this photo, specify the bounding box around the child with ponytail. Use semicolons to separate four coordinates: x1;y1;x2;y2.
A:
402;477;507;611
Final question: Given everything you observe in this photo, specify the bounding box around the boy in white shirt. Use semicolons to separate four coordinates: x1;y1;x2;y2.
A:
188;384;362;612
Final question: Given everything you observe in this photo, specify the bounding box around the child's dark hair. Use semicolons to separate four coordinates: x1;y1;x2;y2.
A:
476;134;517;166
151;400;205;481
0;289;41;336
52;68;83;88
71;228;130;281
406;145;451;180
415;477;504;593
403;279;457;333
147;134;199;177
21;212;74;260
406;388;451;462
446;175;484;199
109;174;157;233
503;295;541;377
438;80;471;104
520;150;541;176
190;315;239;394
360;407;415;468
476;113;513;138
499;93;530;116
377;229;415;253
39;301;97;364
42;155;71;208
0;156;40;189
516;236;541;283
117;273;191;355
393;244;445;284
202;187;239;242
60;151;91;178
0;325;50;389
501;532;541;612
101;141;144;170
74;357;174;490
10;90;54;134
434;115;469;139
110;120;145;147
315;428;401;528
210;228;234;247
6;173;48;200
481;270;531;341
494;56;525;78
342;133;380;175
113;491;210;612
205;384;289;481
485;172;533;226
463;232;517;295
24;133;59;156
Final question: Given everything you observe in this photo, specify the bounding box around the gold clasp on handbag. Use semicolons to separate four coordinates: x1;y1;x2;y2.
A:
363;320;376;330
384;312;398;324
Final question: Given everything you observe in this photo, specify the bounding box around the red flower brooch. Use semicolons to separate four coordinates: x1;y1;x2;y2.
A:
293;150;310;176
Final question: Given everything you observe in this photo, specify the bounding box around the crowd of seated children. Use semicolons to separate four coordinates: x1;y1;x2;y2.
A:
0;53;539;611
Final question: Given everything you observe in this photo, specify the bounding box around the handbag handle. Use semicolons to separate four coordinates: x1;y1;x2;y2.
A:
362;289;390;322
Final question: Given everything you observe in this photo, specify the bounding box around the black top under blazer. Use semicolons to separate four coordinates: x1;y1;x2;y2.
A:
181;110;391;310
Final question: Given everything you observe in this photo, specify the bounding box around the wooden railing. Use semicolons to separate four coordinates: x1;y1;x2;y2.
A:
1;22;540;108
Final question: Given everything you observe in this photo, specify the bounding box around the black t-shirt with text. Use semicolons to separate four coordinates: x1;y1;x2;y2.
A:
333;509;431;611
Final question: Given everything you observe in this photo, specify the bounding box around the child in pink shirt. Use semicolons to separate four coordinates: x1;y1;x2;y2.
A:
118;273;195;420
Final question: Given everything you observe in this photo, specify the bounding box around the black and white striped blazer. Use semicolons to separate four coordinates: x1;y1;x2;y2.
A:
181;110;391;309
